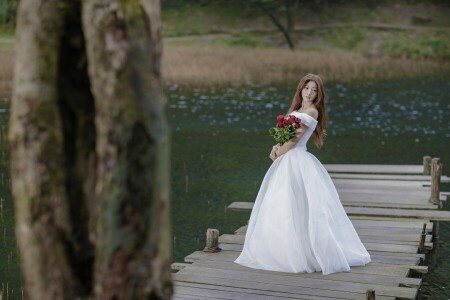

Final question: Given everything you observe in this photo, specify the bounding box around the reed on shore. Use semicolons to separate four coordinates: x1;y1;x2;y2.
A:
164;46;450;86
0;50;13;94
1;46;450;93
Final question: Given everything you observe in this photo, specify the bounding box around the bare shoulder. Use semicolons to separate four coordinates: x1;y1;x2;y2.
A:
303;107;318;120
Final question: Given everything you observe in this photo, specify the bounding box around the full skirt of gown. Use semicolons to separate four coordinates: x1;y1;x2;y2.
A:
234;146;371;275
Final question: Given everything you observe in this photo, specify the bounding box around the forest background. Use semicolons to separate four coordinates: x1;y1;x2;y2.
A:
1;0;450;91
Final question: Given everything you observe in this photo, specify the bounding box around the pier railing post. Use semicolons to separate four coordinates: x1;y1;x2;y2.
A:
423;156;431;175
203;228;221;253
419;224;427;253
430;158;441;205
366;289;375;300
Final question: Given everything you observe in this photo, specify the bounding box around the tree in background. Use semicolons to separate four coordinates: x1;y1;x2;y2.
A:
8;0;172;299
255;0;297;50
0;0;19;28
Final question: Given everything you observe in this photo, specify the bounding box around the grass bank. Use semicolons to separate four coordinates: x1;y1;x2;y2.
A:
163;45;450;86
0;50;13;96
162;1;450;60
1;46;449;92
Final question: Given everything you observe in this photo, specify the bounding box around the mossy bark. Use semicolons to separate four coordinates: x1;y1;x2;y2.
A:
82;0;172;298
9;0;171;299
9;0;80;298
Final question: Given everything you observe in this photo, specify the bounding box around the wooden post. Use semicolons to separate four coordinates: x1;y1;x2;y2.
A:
430;158;441;205
423;156;431;175
433;221;440;239
366;289;375;300
203;228;221;253
419;223;427;253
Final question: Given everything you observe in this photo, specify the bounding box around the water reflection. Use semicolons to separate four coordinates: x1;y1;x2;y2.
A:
167;77;449;144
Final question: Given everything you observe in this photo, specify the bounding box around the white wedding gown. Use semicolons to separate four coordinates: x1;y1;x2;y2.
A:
235;111;371;275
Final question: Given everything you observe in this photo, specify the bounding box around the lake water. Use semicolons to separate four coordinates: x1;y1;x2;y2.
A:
1;76;449;299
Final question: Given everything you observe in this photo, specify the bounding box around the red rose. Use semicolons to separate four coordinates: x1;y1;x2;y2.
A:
283;119;290;126
277;115;284;122
277;122;283;128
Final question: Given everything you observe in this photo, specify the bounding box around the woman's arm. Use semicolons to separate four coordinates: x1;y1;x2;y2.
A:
271;108;318;160
274;125;308;157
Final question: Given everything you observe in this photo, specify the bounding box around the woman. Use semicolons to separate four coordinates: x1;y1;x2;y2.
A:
234;74;371;275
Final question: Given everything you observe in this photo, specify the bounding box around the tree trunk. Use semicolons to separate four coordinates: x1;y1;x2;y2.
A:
9;0;172;298
81;0;172;298
9;0;81;298
284;0;295;34
257;1;295;50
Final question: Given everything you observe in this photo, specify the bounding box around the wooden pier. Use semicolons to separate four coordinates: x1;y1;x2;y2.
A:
172;157;450;299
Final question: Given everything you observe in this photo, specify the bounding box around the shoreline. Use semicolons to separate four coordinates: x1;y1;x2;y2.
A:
163;46;450;87
1;46;450;94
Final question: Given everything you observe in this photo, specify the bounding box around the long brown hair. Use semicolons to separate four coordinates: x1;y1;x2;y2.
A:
287;73;327;148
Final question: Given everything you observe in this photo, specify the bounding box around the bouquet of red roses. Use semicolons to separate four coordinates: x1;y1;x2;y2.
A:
269;114;302;146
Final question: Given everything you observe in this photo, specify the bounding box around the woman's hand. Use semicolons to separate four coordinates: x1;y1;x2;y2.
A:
269;145;279;161
269;149;276;161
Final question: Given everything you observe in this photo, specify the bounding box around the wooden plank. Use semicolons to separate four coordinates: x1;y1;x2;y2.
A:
345;197;433;206
174;283;305;300
228;202;253;210
324;164;423;174
175;274;365;300
174;281;396;300
173;294;208;300
175;281;372;300
224;230;429;243
368;250;424;259
184;250;428;274
229;200;435;211
175;265;418;299
345;207;450;221
341;201;437;210
332;178;431;187
233;225;424;237
218;238;420;254
350;220;433;231
175;281;386;300
367;233;427;245
352;228;428;238
227;202;450;221
172;262;191;271
348;216;434;229
232;229;431;243
174;286;230;300
235;222;431;235
228;194;438;210
189;259;422;288
330;173;433;182
217;244;421;264
330;173;450;183
338;188;430;199
363;254;419;266
338;190;430;199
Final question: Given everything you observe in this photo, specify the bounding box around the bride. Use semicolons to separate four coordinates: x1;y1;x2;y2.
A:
234;74;371;275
